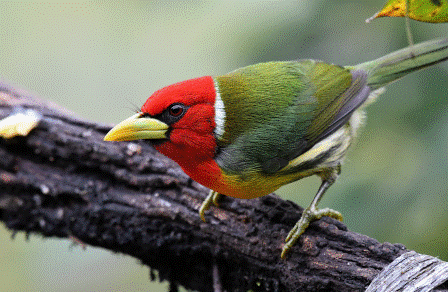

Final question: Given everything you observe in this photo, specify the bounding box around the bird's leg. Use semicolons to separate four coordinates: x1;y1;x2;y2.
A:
199;190;222;222
212;191;221;206
281;168;343;259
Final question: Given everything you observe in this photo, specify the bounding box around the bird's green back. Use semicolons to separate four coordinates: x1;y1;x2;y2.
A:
214;60;365;175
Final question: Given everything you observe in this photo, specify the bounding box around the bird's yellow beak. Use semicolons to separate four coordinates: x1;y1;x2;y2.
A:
104;113;169;141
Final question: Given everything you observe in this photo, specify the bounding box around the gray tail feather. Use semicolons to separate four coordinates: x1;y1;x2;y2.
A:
354;38;448;90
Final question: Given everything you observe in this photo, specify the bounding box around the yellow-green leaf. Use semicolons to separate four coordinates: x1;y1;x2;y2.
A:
368;0;448;23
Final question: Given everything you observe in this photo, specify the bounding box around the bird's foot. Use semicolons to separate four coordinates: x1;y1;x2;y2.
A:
199;190;222;222
281;207;342;259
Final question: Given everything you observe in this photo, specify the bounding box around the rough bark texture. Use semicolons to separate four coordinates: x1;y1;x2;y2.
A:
366;251;448;292
0;79;446;292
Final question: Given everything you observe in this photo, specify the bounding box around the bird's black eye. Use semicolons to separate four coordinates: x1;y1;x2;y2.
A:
154;103;188;125
168;104;184;117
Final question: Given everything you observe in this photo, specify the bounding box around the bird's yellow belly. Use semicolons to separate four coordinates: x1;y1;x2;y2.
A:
216;169;315;199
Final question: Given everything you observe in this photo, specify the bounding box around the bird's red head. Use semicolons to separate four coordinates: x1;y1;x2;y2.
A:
140;76;218;163
104;75;224;190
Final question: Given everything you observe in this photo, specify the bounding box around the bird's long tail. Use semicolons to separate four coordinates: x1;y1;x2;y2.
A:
354;38;448;90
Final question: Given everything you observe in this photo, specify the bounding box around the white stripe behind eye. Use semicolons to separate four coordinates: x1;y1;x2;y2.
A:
214;81;226;138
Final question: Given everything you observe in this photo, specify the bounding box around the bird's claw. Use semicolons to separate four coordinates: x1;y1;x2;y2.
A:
281;207;342;259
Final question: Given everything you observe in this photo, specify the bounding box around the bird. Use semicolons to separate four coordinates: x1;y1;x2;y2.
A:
104;38;448;258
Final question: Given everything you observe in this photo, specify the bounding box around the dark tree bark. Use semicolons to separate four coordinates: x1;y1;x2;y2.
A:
0;78;443;292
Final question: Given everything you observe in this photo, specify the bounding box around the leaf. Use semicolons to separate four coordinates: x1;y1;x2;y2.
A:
367;0;448;23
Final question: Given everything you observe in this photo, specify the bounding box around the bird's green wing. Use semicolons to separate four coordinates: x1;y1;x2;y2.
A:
214;60;369;175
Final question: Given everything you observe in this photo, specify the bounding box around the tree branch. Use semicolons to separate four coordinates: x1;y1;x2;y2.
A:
0;78;444;292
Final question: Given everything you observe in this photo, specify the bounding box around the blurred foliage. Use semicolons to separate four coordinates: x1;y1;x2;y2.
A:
1;1;448;291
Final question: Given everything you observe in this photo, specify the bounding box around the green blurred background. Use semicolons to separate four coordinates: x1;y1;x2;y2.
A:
1;0;448;291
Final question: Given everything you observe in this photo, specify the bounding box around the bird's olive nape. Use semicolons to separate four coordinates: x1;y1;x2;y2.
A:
104;113;169;141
